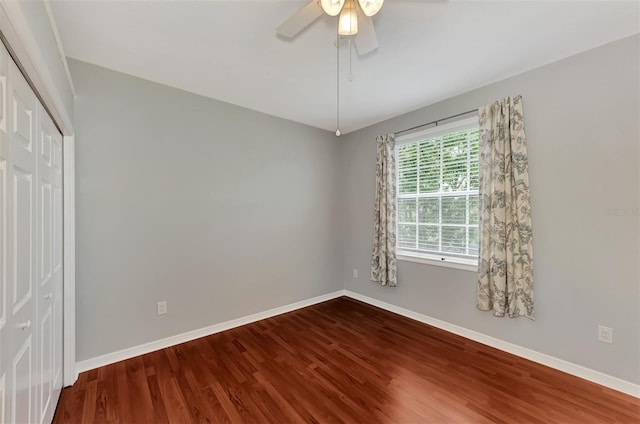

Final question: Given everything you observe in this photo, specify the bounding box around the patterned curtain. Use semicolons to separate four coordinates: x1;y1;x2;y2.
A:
370;134;397;287
476;96;534;319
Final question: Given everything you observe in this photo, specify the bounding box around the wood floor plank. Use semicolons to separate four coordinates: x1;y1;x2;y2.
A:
54;297;640;423
80;380;97;424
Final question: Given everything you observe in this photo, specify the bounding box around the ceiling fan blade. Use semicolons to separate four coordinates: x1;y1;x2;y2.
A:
354;13;378;55
276;1;324;38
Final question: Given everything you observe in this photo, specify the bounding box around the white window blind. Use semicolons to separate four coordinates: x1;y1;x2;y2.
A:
396;117;479;261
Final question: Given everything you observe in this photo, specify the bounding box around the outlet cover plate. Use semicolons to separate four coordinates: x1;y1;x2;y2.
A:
598;326;613;344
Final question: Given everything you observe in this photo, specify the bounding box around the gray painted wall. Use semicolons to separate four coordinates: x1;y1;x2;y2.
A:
70;59;344;361
342;35;640;384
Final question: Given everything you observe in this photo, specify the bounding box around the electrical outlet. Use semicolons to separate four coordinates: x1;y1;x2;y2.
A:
157;301;168;316
353;269;359;278
598;326;613;344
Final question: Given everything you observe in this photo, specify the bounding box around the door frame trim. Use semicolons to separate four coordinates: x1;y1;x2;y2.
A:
0;0;77;386
62;135;76;386
0;1;73;135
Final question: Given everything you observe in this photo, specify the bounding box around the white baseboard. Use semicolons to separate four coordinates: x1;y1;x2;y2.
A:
343;290;640;398
75;288;639;399
75;290;344;374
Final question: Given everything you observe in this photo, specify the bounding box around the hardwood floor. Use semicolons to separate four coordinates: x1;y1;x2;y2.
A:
54;297;639;423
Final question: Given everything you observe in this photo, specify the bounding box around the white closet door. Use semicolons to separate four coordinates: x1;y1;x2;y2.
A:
2;41;38;424
0;40;63;424
36;101;63;424
0;35;9;424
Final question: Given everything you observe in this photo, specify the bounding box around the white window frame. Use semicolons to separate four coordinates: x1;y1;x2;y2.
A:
395;117;479;272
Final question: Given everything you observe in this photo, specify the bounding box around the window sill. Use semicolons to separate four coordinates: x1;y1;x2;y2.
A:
397;251;478;272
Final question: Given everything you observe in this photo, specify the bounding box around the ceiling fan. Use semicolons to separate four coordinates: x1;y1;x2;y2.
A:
276;0;384;55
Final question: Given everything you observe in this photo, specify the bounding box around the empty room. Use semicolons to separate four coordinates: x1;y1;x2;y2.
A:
0;0;638;423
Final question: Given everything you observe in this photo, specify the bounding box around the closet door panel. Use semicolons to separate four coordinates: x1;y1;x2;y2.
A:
11;336;32;424
0;38;63;424
37;103;62;424
8;54;38;424
0;39;9;424
12;166;33;316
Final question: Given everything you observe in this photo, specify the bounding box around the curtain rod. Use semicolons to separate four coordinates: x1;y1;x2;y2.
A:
394;108;478;136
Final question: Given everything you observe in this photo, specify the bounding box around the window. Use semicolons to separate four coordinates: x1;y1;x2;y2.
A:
396;117;479;268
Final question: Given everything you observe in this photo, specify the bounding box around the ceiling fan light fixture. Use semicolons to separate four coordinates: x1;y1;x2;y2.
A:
358;0;384;16
338;0;358;35
320;0;346;16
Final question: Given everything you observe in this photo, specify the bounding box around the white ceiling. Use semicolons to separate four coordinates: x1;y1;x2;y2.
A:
51;0;639;134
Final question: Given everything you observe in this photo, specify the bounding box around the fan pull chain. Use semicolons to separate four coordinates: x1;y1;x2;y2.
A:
336;29;341;136
348;39;353;81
